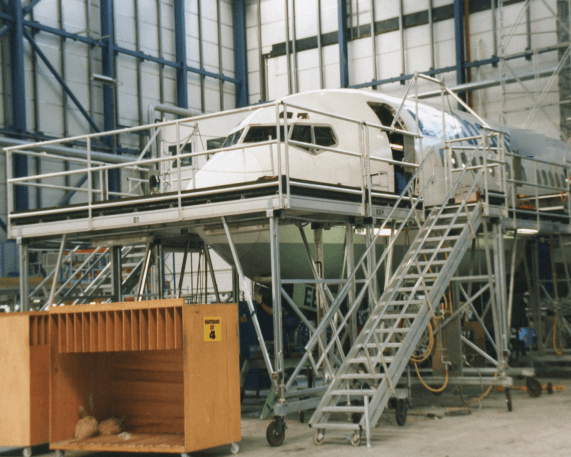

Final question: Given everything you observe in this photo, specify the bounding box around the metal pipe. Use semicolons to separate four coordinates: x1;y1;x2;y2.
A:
291;0;298;93
198;0;205;111
399;0;405;79
370;0;378;86
284;0;292;95
19;239;29;311
317;0;324;89
177;242;189;299
256;0;265;102
428;0;435;69
48;234;67;307
204;245;221;303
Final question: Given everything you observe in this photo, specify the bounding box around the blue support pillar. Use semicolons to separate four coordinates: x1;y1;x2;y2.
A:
11;0;29;211
337;0;349;88
232;0;248;108
174;0;188;109
454;0;467;103
100;0;118;194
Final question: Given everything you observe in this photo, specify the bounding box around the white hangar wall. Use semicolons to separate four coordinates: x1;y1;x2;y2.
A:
245;0;565;142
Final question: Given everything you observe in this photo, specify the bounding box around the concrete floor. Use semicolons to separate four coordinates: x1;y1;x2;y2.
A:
2;376;570;457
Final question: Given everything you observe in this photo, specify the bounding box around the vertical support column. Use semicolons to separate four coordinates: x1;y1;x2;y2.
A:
232;265;240;303
11;0;29;212
18;238;29;311
492;223;508;372
337;0;349;88
270;217;284;402
233;0;249;107
100;0;118;195
111;246;123;303
155;244;164;299
174;0;188;109
453;0;467;103
346;224;357;345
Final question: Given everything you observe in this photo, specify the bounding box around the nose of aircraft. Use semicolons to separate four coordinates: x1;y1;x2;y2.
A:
187;148;266;190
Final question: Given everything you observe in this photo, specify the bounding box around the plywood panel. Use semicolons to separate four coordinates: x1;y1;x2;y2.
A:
0;314;31;445
184;304;240;452
29;345;49;444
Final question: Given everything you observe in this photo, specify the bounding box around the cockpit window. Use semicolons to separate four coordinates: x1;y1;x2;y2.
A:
222;128;244;148
243;125;287;143
314;126;336;147
291;124;337;151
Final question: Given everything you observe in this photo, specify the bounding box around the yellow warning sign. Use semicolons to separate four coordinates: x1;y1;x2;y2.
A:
204;317;222;342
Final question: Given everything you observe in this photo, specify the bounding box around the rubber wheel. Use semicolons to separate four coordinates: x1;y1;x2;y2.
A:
350;432;361;447
505;387;513;412
313;431;325;446
395;399;408;426
23;448;32;457
547;382;554;394
526;377;542;398
266;420;285;447
230;442;240;454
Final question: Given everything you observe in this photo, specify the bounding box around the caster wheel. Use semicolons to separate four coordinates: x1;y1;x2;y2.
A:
505;387;513;412
299;411;305;423
350;431;361;447
395;399;408;426
23;447;32;457
313;431;325;446
230;442;240;454
526;377;542;398
547;382;554;394
266;419;286;447
55;451;64;457
351;412;361;424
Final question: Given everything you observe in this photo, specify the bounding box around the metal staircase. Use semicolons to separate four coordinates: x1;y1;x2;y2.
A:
309;198;484;446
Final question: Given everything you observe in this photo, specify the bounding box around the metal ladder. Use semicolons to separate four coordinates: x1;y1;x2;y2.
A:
309;199;484;446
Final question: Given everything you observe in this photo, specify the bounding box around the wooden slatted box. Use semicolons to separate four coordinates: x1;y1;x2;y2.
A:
0;312;50;449
49;299;240;454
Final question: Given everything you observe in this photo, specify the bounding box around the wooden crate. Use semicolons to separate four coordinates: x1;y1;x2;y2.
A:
49;299;240;454
0;312;50;449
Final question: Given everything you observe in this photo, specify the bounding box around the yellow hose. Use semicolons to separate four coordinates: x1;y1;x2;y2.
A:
414;361;449;393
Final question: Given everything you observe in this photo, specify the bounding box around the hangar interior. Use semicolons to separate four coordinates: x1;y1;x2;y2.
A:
1;0;571;455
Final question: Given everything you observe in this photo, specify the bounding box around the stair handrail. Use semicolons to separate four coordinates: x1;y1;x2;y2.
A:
359;137;492;351
304;149;436;365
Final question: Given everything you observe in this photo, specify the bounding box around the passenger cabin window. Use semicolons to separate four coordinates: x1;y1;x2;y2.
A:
243;125;287;143
556;173;561;188
549;172;555;188
542;170;548;186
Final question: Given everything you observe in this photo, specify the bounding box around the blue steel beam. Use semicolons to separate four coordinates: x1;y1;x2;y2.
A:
24;30;101;133
232;0;248;107
174;0;188;109
11;0;28;212
100;0;118;195
22;0;45;16
454;0;467;102
337;0;349;88
0;24;9;39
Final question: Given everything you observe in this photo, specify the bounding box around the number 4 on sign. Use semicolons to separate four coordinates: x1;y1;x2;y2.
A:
204;317;222;342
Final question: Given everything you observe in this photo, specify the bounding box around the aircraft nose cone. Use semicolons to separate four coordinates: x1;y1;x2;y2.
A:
190;148;265;189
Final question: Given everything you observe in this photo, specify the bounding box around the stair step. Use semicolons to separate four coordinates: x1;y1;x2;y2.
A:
381;313;418;320
403;273;437;279
363;327;410;335
417;260;447;266
350;356;395;364
309;423;361;431
426;236;460;242
388;299;425;305
357;342;402;349
322;406;365;413
396;286;431;293
432;224;466;230
418;247;454;254
331;389;377;396
340;373;386;380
